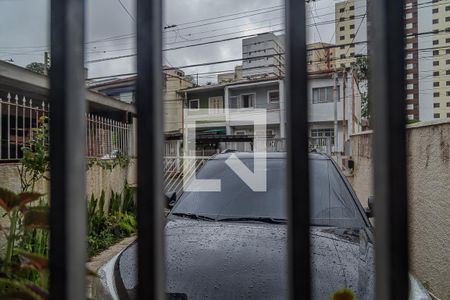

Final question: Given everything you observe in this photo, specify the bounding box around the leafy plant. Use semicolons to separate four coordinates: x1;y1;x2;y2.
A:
330;287;355;300
19;116;50;193
351;56;370;122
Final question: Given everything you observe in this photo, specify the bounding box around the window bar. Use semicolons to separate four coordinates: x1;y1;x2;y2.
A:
15;95;18;159
370;0;409;299
285;0;311;299
49;0;86;297
136;0;165;298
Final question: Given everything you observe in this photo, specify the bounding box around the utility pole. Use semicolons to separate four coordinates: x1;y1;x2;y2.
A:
342;70;347;147
44;52;50;75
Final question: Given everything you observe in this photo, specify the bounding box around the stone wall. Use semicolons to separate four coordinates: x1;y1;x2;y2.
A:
348;120;450;298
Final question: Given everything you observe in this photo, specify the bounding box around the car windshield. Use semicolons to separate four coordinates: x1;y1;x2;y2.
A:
172;157;365;228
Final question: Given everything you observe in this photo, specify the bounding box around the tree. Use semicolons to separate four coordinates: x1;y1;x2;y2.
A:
351;56;370;121
26;62;45;75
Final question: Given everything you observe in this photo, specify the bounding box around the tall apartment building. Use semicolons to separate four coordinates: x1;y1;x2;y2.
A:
241;33;285;79
404;0;421;120
430;1;450;119
335;0;357;68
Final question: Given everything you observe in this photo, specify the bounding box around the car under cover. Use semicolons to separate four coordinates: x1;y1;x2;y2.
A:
118;217;374;299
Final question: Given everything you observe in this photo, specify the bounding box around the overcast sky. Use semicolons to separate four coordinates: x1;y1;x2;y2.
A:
0;0;339;83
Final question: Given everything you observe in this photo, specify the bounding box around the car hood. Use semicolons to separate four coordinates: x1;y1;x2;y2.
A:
165;217;374;300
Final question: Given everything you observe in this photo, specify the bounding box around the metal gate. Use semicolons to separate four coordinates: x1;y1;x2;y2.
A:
49;0;408;299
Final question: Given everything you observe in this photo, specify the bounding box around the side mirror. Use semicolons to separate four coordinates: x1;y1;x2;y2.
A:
165;191;177;209
365;196;374;218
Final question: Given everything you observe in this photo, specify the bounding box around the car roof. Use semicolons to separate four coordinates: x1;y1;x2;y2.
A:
211;152;330;160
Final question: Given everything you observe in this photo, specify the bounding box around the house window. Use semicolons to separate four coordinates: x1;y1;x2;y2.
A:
350;24;355;29
446;38;450;43
229;96;239;109
434;113;440;119
350;34;355;38
189;99;200;111
447;113;450;118
240;94;255;109
310;128;335;145
339;8;345;13
433;8;438;13
434;92;440;97
340;26;345;31
312;86;338;104
434;82;440;87
349;15;355;20
447;91;450;96
434;103;440;108
434;61;440;66
433;50;439;55
340;36;345;40
208;96;223;114
434;71;439;76
433;19;439;24
447;70;450;75
267;90;280;103
433;40;439;45
447;102;450;107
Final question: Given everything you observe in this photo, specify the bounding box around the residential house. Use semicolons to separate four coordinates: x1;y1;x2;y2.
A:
0;60;136;160
89;67;194;156
182;71;360;156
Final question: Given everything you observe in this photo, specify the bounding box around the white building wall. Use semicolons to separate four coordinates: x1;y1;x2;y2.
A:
242;33;285;78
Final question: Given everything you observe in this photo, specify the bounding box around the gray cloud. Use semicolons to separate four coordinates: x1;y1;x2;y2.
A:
0;0;337;83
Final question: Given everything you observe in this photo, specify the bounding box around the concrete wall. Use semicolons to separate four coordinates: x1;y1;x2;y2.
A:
348;121;450;298
0;159;137;253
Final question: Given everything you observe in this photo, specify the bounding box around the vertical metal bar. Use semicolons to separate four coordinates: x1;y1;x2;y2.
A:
0;97;2;159
29;99;33;145
22;97;25;153
15;95;18;159
285;0;311;299
370;0;409;298
86;114;92;157
49;0;86;297
7;93;11;160
136;0;165;298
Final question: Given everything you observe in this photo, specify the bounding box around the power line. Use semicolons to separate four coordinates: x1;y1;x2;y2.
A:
116;0;135;22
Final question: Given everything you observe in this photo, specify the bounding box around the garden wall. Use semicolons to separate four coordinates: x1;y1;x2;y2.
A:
0;158;137;253
347;120;450;299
